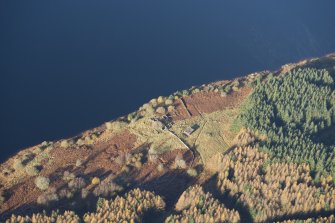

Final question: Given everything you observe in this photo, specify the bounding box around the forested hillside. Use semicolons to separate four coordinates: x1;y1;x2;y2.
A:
234;68;335;179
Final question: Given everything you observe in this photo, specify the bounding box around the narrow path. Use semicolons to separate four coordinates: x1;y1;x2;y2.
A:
165;128;196;167
180;98;192;118
192;120;207;148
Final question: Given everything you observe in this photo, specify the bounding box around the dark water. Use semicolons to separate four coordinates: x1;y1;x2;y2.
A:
1;1;335;162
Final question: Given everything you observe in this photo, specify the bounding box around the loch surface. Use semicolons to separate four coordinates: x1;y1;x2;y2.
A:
1;0;335;162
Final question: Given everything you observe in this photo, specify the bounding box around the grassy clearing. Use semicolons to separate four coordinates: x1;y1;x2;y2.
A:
170;108;240;163
127;117;188;155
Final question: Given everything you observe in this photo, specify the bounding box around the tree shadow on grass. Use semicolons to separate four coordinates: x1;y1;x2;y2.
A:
135;170;195;209
202;173;253;223
132;170;196;222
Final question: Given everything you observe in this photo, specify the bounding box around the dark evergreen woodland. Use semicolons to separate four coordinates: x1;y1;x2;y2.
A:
236;68;335;179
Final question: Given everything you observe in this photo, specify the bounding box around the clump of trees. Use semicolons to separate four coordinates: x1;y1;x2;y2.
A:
114;151;144;168
5;211;80;223
216;146;335;222
174;154;187;169
234;68;335;177
277;215;334;223
6;189;165;222
37;187;59;205
84;188;165;223
93;180;122;197
165;185;240;223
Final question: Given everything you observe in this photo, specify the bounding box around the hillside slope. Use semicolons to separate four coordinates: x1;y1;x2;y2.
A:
1;54;335;223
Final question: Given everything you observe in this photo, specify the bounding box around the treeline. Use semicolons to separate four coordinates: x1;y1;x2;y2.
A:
235;68;335;177
5;211;79;223
6;189;165;223
277;214;334;223
84;188;165;223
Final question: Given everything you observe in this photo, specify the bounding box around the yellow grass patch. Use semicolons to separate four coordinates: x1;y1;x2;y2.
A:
171;108;240;163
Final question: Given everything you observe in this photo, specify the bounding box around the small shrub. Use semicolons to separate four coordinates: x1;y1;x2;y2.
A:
37;188;58;205
40;141;48;147
34;146;44;154
186;168;198;177
157;163;165;172
58;188;73;199
145;105;155;115
142;103;150;110
165;99;173;106
12;159;24;170
176;159;186;169
68;177;87;191
175;156;187;169
232;80;240;87
25;165;41;176
224;85;231;93
150;98;158;107
220;92;227;97
105;121;128;132
114;153;127;166
63;171;76;181
76;138;84;145
182;90;189;96
91;177;100;185
148;153;158;163
192;88;200;94
127;113;134;122
167;105;175;113
60;140;71;148
84;136;92;143
75;159;83;167
114;153;132;166
148;146;158;155
134;161;142;169
121;165;130;173
156;106;166;115
81;189;89;199
157;96;165;104
174;156;186;169
93;181;122;197
232;86;239;91
35;176;50;191
105;122;112;130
